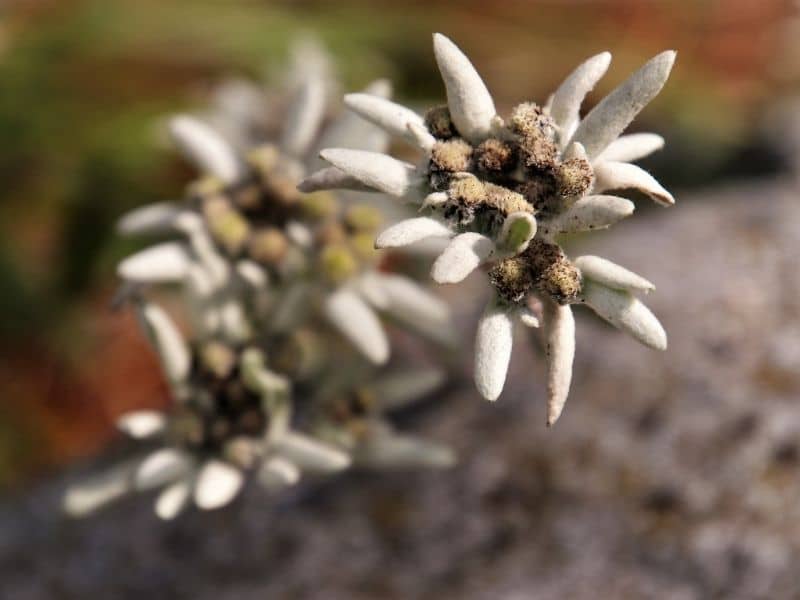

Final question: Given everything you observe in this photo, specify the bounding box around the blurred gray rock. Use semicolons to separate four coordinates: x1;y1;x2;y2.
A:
2;176;800;600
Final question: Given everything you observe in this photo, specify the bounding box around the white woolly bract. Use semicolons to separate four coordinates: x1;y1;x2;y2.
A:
549;52;612;144
155;479;191;521
116;202;181;236
63;460;138;518
282;78;327;158
117;411;166;439
431;232;494;284
134;448;191;491
117;242;191;283
569;50;676;160
371;368;446;411
366;273;454;345
593;161;675;206
595;133;665;163
194;460;245;510
311;79;392;164
575;255;655;293
581;280;667;350
298;166;376;193
257;456;301;490
474;299;514;401
169;115;244;184
136;302;191;386
547;195;635;233
376;217;452;249
323;288;389;365
320;148;420;198
356;427;456;469
344;93;424;143
275;432;351;472
544;302;575;427
433;33;496;143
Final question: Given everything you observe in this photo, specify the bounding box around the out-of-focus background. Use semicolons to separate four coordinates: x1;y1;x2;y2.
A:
1;1;800;598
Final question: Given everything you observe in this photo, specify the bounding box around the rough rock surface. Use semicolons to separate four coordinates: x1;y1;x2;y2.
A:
2;176;800;599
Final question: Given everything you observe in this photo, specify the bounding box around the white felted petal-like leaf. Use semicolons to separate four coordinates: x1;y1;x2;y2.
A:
63;460;137;518
574;255;655;293
376;217;452;249
135;448;191;491
116;203;181;236
344;93;424;142
298;167;376;193
235;260;268;289
275;432;351;473
569;51;676;159
311;79;392;163
219;298;252;343
420;191;449;210
194;460;244;510
562;140;588;162
497;212;537;255
407;122;437;153
370;273;454;345
372;367;446;411
169;115;243;184
544;302;575;427
117;411;166;439
353;272;390;309
433;33;496;143
549;52;612;142
184;263;221;338
320;149;420;198
582;280;667;350
595;133;665;163
154;479;191;520
593;161;675;206
174;212;230;286
257;456;300;490
474;299;514;401
431;232;494;283
117;242;191;283
357;428;456;469
281;78;326;158
519;309;540;328
136;302;191;386
324;288;389;364
546;195;635;234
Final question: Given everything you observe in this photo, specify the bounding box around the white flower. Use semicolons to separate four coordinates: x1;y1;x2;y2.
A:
64;308;350;519
116;50;452;365
305;33;676;422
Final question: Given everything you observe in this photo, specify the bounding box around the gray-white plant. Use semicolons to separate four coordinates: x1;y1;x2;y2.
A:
304;33;676;424
65;41;455;519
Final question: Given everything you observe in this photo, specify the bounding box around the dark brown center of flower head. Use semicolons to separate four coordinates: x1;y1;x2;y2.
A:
424;101;595;230
168;342;267;454
489;239;582;306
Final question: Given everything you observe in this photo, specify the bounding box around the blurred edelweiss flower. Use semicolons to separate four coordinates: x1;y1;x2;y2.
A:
115;38;452;365
304;33;676;424
65;300;351;519
66;40;455;519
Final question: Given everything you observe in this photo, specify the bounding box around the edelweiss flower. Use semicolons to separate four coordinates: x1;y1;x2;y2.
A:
117;56;452;365
64;300;350;519
304;33;675;423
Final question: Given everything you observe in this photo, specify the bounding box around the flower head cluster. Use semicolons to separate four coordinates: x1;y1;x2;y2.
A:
305;34;676;424
64;42;455;519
